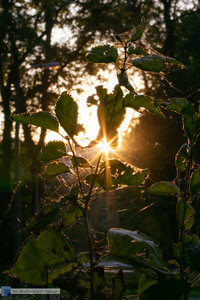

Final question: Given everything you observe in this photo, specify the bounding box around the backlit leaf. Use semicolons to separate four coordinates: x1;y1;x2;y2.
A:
132;55;183;72
175;143;190;172
39;141;67;163
176;199;195;230
7;227;77;285
149;181;179;196
61;205;83;228
55;92;83;137
130;16;145;42
44;162;71;179
71;156;93;168
86;45;118;63
10;112;59;132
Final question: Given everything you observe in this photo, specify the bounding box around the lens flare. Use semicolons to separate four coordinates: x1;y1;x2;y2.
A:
98;138;112;155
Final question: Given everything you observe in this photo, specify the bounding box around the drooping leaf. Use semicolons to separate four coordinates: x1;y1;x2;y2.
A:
191;168;200;195
6;227;77;285
61;205;83;228
176;199;195;230
10;112;59;132
132;55;183;72
108;228;163;269
24;203;59;234
55;92;83;137
86;45;118;63
128;45;148;56
124;93;165;118
149;181;179;196
130;16;146;42
117;71;134;92
175;143;191;172
44;162;71;179
39;141;67;163
71;156;93;168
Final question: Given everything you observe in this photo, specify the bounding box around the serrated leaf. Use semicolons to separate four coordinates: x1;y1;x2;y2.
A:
175;143;190;172
71;156;93;168
191;168;200;194
10;112;59;132
149;181;179;196
132;55;183;72
176;199;195;230
39;141;67;163
55;92;83;137
86;45;118;63
108;228;163;269
124;93;165;118
61;205;83;228
44;162;71;179
130;16;145;42
6;227;77;285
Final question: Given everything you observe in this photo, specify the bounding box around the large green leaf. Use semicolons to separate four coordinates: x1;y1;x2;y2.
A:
183;111;200;143
39;141;67;163
132;55;183;72
176;199;195;230
175;143;190;172
86;45;118;63
61;204;83;228
55;92;83;137
191;168;200;195
44;162;71;179
7;227;77;285
124;93;165;118
10;112;59;132
108;228;163;269
149;181;179;196
130;16;146;42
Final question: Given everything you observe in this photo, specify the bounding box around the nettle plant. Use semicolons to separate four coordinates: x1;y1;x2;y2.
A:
8;18;200;299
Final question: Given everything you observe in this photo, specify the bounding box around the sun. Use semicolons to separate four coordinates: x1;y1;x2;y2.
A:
97;138;112;155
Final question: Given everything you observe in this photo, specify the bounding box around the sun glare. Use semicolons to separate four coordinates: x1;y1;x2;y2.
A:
98;139;112;155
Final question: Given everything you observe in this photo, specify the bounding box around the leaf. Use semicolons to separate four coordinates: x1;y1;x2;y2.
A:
149;181;179;196
95;85;126;148
186;243;200;272
175;143;190;172
44;162;71;179
6;227;77;285
10;112;59;132
193;135;200;164
110;269;126;300
132;55;183;72
183;111;199;143
117;70;134;92
24;203;59;234
128;45;148;56
86;45;118;63
108;228;163;269
61;205;83;228
71;156;93;168
191;168;200;194
124;93;165;118
176;199;195;230
130;16;146;42
39;141;67;163
55;92;83;137
139;278;189;300
165;98;190;114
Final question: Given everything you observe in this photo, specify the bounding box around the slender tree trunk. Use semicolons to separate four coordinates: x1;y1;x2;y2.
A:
162;0;175;56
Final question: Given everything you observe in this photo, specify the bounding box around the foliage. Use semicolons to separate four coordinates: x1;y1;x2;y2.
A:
7;17;200;300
